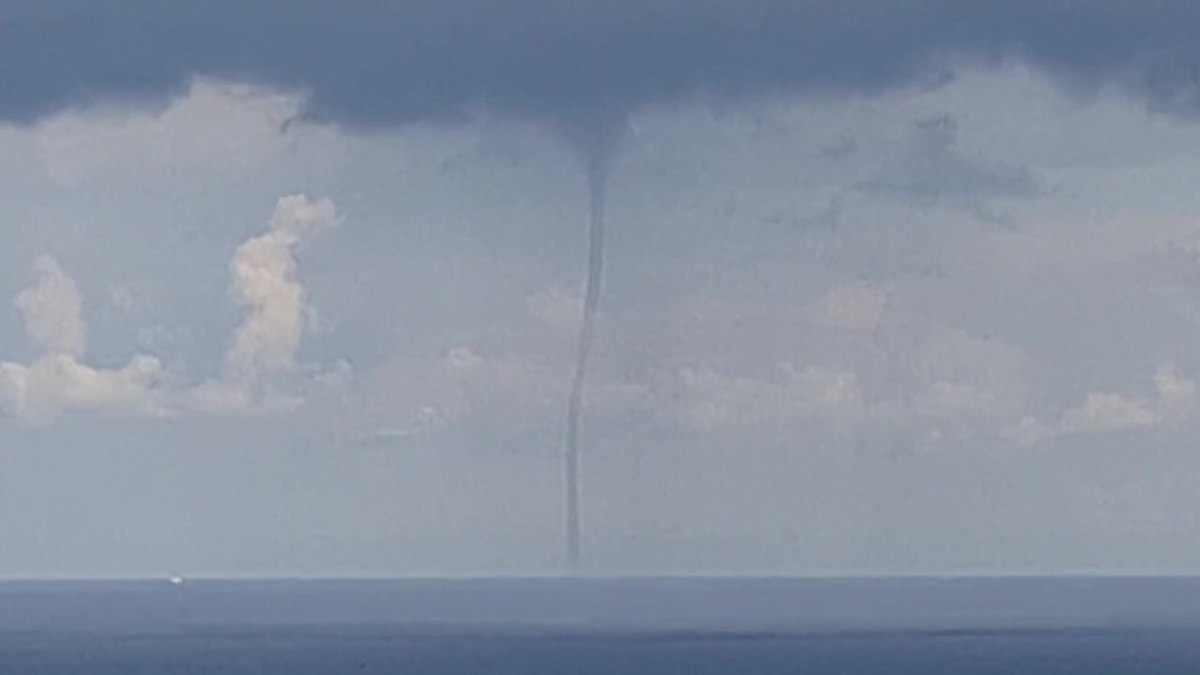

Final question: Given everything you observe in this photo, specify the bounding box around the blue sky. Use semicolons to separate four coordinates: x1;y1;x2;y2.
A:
3;2;1200;576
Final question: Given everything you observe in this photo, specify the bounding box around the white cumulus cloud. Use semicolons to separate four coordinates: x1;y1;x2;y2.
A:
224;194;338;379
14;256;87;358
0;194;342;421
1;257;165;419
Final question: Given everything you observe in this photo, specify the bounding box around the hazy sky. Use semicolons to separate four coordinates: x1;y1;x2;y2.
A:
4;2;1200;577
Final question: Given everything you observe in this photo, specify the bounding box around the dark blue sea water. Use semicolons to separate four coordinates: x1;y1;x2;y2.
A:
2;577;1199;673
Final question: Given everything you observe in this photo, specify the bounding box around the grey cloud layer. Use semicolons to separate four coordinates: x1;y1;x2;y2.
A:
4;1;1200;126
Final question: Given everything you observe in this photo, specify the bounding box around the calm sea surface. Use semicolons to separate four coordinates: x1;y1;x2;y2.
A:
2;577;1199;674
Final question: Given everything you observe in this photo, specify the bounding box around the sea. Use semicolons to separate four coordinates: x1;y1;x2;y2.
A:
2;577;1199;673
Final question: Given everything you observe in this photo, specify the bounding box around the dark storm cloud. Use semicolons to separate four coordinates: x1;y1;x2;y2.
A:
2;1;1200;127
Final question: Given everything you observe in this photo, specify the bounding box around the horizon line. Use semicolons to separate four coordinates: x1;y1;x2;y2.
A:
4;571;1200;583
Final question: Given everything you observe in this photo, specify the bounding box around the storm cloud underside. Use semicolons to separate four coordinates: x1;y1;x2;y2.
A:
4;1;1200;128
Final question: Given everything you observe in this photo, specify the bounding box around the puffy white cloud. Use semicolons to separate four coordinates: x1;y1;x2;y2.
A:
1;257;164;419
0;354;165;419
14;256;87;357
1059;392;1161;435
667;363;861;432
0;195;342;421
224;194;338;379
995;364;1199;445
180;193;344;416
1050;363;1197;437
